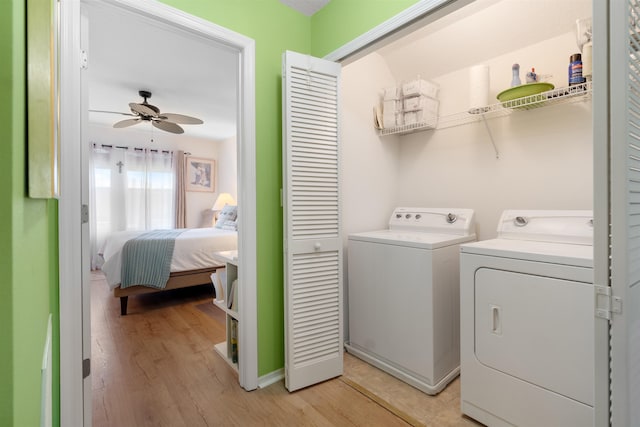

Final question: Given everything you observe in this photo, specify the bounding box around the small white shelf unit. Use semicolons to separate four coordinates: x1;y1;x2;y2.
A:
378;81;592;136
212;250;239;372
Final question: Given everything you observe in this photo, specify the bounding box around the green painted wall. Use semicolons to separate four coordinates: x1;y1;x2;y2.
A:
310;0;422;58
2;0;60;426
0;0;15;423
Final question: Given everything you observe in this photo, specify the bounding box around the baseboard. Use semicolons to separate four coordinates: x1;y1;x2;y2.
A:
258;368;284;389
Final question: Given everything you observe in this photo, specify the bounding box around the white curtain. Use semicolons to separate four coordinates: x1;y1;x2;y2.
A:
90;144;175;269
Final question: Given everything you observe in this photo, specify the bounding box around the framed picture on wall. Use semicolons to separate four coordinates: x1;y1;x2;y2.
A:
27;0;60;198
186;157;216;192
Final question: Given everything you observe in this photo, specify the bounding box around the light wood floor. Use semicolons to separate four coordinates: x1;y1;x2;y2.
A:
91;272;411;426
91;271;477;426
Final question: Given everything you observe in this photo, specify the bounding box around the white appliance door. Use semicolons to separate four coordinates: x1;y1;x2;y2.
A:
609;0;640;425
282;50;343;391
475;268;594;406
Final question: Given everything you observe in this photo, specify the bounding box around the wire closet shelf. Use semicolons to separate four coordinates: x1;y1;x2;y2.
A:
378;80;592;136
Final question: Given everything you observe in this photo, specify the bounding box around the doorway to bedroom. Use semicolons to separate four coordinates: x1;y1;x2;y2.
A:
58;0;258;424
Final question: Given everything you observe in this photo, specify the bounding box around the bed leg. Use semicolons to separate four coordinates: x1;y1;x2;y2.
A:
120;296;128;316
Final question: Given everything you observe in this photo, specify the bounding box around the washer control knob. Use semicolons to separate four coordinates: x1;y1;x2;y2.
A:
446;213;457;224
514;216;528;227
405;214;412;219
396;214;402;218
415;214;422;220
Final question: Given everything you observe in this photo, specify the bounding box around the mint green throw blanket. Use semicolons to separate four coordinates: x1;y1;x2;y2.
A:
120;229;186;289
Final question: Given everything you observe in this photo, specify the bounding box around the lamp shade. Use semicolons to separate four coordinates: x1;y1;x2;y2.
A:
212;192;236;210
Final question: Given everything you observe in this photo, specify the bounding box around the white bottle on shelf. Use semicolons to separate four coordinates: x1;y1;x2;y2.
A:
511;63;521;87
582;40;593;80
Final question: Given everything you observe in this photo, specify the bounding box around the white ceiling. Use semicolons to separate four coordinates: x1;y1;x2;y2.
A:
376;0;592;80
87;2;238;141
279;0;330;16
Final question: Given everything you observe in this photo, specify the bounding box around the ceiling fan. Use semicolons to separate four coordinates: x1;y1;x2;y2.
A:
92;90;203;134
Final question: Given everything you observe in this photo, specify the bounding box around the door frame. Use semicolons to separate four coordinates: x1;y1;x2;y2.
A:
592;1;610;425
58;0;257;424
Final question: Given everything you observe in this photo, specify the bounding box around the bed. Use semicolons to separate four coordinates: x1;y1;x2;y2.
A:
100;227;238;315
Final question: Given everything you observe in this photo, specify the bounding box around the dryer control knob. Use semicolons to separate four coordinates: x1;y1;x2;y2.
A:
396;214;402;218
405;214;412;219
416;214;422;219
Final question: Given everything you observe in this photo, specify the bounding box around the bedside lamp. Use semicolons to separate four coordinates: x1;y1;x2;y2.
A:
212;192;236;224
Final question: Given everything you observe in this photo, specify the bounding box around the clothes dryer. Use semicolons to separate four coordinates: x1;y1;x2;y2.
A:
346;207;476;394
460;210;594;426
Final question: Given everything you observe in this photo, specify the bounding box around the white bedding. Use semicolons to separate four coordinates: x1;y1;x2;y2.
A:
100;228;238;289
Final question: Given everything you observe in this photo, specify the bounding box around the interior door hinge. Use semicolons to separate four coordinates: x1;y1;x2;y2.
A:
81;204;89;224
82;358;91;379
80;49;88;69
594;285;622;320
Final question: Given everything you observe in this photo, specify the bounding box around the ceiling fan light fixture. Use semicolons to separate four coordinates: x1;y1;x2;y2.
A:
103;90;203;134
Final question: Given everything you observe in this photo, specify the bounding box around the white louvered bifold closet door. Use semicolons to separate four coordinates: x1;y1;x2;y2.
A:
610;1;640;425
282;50;343;392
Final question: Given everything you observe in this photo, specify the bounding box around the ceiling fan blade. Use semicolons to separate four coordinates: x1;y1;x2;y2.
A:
90;109;136;117
113;118;141;128
159;113;203;125
152;120;184;134
129;102;158;117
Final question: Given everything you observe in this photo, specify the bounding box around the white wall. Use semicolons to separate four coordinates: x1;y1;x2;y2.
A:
88;123;237;228
216;135;238;202
340;52;401;339
378;0;591;82
341;30;593;242
341;52;402;239
396;32;593;240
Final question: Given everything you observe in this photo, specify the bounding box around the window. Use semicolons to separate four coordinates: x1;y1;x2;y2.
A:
89;145;175;268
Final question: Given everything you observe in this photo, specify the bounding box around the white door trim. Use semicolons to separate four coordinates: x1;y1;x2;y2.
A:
58;0;257;424
58;3;83;424
591;1;610;425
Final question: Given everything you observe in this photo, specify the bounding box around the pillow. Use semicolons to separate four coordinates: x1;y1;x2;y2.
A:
215;204;237;230
217;219;238;231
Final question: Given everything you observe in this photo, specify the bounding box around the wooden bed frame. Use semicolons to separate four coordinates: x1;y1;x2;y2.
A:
113;266;222;315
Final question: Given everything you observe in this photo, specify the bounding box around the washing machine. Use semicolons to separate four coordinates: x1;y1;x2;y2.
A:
460;210;594;427
346;207;476;394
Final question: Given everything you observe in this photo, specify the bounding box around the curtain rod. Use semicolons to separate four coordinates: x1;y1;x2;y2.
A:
93;143;183;155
